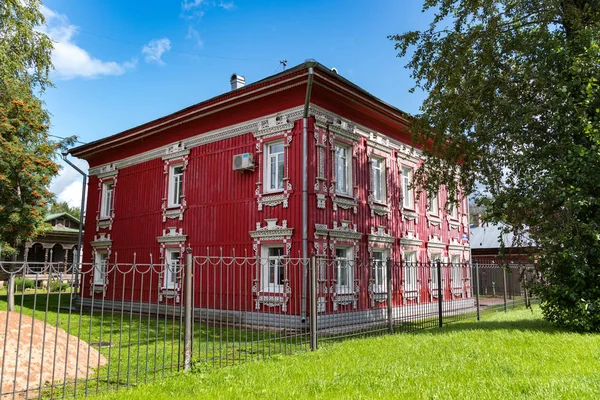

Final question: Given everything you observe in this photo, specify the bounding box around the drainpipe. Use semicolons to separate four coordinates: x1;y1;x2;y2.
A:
301;65;315;323
62;151;87;299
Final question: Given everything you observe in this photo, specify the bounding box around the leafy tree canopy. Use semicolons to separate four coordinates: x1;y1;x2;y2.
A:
0;0;75;255
49;201;81;220
391;0;600;331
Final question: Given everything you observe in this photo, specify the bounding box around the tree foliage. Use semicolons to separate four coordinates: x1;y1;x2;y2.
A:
390;1;600;331
0;0;73;255
49;201;81;220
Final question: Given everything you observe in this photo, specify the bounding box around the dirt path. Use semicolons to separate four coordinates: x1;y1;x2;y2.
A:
0;311;107;397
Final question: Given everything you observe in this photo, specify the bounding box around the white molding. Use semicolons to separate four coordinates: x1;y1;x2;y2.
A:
90;233;112;247
328;220;362;241
157;227;187;244
249;219;293;241
368;226;396;245
88;106;304;176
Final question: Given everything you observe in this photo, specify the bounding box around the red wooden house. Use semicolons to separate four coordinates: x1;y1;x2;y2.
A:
70;61;472;326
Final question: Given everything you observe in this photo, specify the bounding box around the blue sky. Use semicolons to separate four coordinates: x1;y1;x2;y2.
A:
43;0;434;206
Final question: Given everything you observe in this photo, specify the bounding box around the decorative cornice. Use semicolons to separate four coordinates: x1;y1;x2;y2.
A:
157;227;187;244
250;218;293;241
427;235;446;250
329;220;362;241
368;227;396;245
90;233;112;247
400;231;422;247
95;164;118;179
162;142;190;161
88;106;305;176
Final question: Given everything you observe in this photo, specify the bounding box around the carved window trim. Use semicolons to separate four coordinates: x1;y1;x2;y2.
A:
255;133;293;211
161;148;189;222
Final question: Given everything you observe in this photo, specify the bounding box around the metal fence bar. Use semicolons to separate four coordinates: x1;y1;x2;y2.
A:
0;258;537;399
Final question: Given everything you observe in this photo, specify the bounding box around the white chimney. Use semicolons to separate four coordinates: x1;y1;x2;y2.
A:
230;73;245;90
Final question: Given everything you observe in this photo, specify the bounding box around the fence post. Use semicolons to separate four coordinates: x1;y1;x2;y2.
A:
184;252;193;370
309;256;318;351
387;259;393;334
523;266;530;308
475;262;481;321
437;260;443;328
502;267;508;312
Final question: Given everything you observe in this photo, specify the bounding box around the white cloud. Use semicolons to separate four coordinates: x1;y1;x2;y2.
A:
142;38;172;65
40;5;135;80
182;0;205;10
218;1;235;10
186;27;203;48
50;159;89;209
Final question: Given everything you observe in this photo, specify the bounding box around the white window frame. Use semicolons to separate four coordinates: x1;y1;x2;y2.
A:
451;254;462;288
335;144;352;196
372;249;388;293
402;167;414;210
94;252;107;285
264;141;285;193
167;164;184;208
371;156;386;204
336;247;354;294
429;191;439;215
100;182;114;219
449;201;458;220
164;249;181;289
260;245;285;293
430;253;441;289
403;251;418;291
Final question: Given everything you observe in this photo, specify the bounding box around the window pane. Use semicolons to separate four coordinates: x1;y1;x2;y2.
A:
277;153;284;189
270;143;284;154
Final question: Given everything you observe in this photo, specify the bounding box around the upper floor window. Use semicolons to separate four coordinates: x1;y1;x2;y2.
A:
100;182;114;219
261;246;284;292
94;252;107;285
335;144;352;196
371;157;386;203
168;164;184;208
164;249;180;289
428;191;439;215
402;167;414;209
336;247;354;293
265;142;284;192
449;199;458;220
373;250;388;293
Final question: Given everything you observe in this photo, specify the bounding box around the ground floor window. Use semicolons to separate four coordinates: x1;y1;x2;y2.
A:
373;250;388;293
404;251;418;291
451;254;462;288
336;247;354;293
164;249;180;289
261;246;284;292
94;252;107;285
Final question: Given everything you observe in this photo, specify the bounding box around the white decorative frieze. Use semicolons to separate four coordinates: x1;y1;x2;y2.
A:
332;196;358;214
91;233;112;247
157;227;187;244
96;164;118;179
400;231;422;247
427;234;446;250
368;226;396;245
329;220;362;241
250;219;293;241
258;193;289;210
162;142;190;160
316;194;326;209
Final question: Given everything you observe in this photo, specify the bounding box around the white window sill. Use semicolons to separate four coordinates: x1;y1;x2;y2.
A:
99;216;110;221
262;189;285;195
335;192;354;199
166;205;182;210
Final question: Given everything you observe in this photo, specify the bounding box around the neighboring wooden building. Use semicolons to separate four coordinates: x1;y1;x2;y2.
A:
70;61;471;323
470;222;535;263
18;213;81;266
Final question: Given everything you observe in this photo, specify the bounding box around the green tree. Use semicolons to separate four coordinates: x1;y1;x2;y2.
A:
49;201;81;220
1;0;74;310
390;1;600;331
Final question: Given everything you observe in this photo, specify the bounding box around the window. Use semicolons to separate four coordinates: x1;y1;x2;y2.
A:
404;251;418;291
402;167;414;209
164;249;180;289
168;165;184;208
371;157;386;203
429;191;439;215
430;253;441;288
265;142;284;192
451;255;462;288
449;201;458;220
335;145;352;195
261;246;284;292
373;250;388;293
336;247;354;293
94;252;107;285
100;182;114;219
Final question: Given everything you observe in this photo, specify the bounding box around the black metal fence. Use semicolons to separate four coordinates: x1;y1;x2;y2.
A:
0;258;535;398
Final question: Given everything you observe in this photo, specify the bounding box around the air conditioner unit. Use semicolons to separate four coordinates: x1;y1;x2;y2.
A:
232;153;254;172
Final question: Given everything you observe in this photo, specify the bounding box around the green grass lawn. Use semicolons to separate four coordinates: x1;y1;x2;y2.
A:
90;307;600;400
0;293;306;398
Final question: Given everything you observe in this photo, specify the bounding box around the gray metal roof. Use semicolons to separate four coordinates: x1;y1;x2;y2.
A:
469;222;535;249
